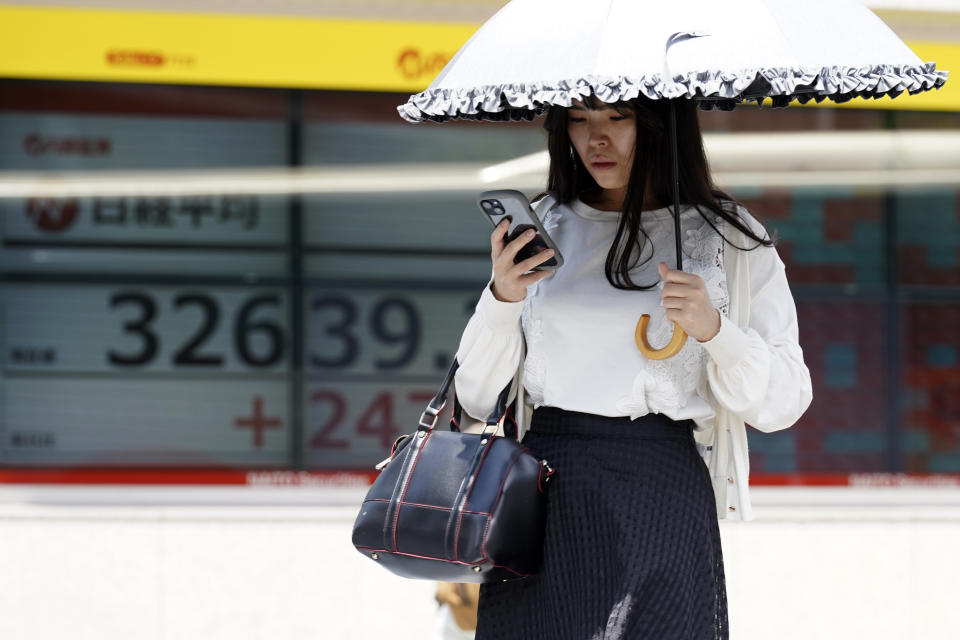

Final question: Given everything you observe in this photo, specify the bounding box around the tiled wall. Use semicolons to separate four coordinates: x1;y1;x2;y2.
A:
739;189;960;472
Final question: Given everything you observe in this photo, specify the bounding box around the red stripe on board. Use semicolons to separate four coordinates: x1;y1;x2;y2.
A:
751;474;853;486
1;469;958;488
0;468;377;487
751;473;960;488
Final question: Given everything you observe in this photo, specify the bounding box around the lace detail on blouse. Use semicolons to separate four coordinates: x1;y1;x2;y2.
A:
520;207;562;408
684;217;729;317
521;304;546;407
616;214;729;420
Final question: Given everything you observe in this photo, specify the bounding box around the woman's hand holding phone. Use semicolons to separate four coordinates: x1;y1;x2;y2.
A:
490;219;555;302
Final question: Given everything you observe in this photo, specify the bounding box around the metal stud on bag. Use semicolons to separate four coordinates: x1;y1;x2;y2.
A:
473;566;482;572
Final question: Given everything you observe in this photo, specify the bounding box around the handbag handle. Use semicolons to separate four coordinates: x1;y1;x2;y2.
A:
419;359;514;436
420;195;549;438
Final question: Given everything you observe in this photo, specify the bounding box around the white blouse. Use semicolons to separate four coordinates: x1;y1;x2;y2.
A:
455;196;813;520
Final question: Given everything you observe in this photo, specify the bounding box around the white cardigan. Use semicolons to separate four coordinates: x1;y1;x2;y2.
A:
455;199;812;521
694;209;813;520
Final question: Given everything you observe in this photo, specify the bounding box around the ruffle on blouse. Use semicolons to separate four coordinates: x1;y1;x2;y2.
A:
541;207;563;232
398;63;948;122
616;367;682;420
683;223;715;262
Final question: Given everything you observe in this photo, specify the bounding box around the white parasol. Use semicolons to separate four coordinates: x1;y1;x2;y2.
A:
398;0;948;358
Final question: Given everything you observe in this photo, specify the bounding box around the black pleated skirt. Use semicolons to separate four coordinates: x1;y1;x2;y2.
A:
476;407;728;640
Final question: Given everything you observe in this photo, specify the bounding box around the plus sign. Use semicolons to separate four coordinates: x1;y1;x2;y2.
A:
234;396;282;448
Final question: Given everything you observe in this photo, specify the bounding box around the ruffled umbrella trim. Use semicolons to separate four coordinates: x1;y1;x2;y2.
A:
398;62;948;123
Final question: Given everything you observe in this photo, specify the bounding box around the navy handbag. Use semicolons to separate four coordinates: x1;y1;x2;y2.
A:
352;359;555;583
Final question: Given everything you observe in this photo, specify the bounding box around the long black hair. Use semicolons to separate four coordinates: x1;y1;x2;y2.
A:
543;94;776;290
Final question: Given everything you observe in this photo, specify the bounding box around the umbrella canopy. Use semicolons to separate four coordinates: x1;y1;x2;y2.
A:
398;0;948;359
399;0;948;123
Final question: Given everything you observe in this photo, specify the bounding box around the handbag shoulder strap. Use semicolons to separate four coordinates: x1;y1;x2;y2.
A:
421;359;515;439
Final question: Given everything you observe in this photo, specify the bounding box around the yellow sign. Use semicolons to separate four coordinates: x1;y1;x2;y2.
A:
849;41;958;112
0;5;474;92
0;5;956;111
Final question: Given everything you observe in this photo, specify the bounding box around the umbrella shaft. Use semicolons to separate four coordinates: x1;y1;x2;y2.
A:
670;101;682;272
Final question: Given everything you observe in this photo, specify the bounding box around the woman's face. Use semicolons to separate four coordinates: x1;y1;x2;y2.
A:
567;100;637;204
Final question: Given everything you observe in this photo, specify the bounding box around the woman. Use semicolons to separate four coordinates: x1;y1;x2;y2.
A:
455;94;812;639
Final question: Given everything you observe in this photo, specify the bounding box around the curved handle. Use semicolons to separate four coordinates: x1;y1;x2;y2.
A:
635;315;687;360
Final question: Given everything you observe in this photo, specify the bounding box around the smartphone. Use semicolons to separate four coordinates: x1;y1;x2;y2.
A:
478;190;563;271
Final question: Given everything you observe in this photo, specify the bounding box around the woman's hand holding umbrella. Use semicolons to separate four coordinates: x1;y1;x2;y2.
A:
657;261;721;343
490;219;555;303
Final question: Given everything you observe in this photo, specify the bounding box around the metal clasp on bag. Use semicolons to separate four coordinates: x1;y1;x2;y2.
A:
418;405;441;430
541;459;555;482
480;421;500;438
374;434;416;472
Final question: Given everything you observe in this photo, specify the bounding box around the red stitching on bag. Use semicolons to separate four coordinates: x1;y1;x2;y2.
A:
389;437;404;459
366;498;491;516
356;546;480;566
393;429;431;552
354;546;534;577
480;447;528;566
452;437;495;563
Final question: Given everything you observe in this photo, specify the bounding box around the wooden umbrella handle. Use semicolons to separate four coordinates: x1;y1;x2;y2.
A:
635;314;687;360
